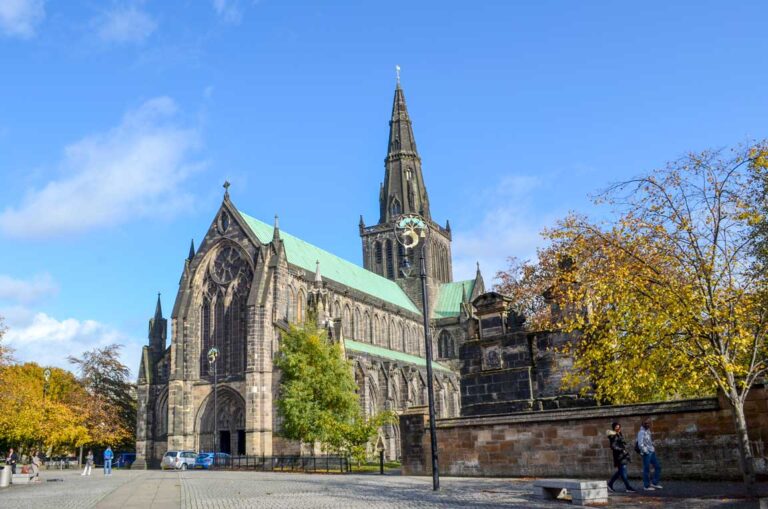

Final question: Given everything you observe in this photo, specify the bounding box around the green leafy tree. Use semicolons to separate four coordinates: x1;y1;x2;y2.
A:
275;322;394;461
68;344;136;449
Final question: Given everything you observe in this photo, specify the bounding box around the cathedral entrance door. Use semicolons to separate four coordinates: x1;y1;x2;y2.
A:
197;387;246;455
220;431;231;454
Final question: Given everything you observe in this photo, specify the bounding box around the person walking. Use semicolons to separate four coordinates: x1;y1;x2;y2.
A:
30;451;42;482
606;421;637;493
103;447;113;477
81;450;94;476
637;420;663;490
5;448;18;475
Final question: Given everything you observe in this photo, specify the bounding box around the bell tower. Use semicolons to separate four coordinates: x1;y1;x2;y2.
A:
360;73;454;310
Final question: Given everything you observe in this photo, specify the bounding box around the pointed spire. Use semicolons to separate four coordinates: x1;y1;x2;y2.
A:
359;215;365;228
380;81;431;223
154;292;163;320
445;219;451;232
476;261;482;276
314;260;322;285
188;239;195;261
272;214;281;241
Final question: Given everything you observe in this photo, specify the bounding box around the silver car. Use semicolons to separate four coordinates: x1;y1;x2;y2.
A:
161;450;197;470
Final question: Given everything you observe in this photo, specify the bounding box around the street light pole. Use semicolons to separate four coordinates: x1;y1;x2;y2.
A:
394;214;440;491
418;243;440;491
207;347;219;466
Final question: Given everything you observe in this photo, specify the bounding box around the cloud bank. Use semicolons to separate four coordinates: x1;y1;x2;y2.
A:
451;175;553;284
96;3;157;44
3;311;142;378
0;0;45;38
0;273;58;304
0;97;201;239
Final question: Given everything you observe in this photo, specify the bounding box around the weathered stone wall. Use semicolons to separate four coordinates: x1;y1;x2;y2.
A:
401;384;768;480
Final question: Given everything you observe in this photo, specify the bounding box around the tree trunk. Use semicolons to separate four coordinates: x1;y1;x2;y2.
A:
728;388;756;496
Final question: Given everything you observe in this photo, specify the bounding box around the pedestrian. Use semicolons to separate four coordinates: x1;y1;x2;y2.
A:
103;447;113;477
30;450;42;482
606;421;636;493
81;450;94;476
5;448;18;475
637;419;663;490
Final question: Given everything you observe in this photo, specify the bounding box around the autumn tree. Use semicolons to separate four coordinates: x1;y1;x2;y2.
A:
532;143;768;492
0;363;90;453
68;344;136;449
275;322;394;461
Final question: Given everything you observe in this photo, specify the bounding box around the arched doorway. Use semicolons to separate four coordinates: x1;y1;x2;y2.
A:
197;386;246;455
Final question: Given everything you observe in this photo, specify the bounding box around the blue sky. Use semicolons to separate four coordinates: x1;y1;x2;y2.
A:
1;0;767;376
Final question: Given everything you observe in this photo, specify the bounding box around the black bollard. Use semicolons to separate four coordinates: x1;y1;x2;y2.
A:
379;450;384;475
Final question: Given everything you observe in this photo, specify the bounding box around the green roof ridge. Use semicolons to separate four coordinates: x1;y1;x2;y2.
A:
344;338;452;373
433;279;475;318
238;210;420;314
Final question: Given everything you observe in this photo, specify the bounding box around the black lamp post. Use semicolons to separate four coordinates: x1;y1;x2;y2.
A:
207;347;219;465
395;214;440;491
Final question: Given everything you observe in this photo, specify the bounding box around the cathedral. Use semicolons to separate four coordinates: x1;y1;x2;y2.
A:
134;81;485;467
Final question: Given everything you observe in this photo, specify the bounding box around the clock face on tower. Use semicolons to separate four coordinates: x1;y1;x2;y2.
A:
211;246;240;284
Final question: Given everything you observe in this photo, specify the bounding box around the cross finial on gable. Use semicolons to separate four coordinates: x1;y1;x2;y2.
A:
223;180;231;198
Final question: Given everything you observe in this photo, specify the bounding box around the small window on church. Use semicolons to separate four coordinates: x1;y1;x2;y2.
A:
374;242;382;266
391;199;401;217
406;168;412;180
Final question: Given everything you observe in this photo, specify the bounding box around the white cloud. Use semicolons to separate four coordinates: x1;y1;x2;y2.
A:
0;0;45;38
212;0;256;24
0;273;58;304
96;3;157;44
3;311;142;378
451;175;554;284
0;97;202;239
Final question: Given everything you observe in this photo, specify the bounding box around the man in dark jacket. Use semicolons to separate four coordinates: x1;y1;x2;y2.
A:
607;422;636;493
5;448;18;475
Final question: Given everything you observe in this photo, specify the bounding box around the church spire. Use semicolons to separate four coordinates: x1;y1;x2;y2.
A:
154;292;163;321
379;76;431;223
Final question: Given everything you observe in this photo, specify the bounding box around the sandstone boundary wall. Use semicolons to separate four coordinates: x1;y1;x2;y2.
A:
400;384;768;480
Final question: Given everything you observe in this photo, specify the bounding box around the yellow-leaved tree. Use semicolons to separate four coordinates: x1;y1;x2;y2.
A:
516;144;768;492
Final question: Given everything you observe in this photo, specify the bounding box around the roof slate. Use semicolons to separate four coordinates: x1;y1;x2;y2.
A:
344;338;452;372
433;279;475;319
238;211;421;314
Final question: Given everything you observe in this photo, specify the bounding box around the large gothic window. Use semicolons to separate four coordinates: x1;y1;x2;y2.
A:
438;330;454;359
199;245;253;378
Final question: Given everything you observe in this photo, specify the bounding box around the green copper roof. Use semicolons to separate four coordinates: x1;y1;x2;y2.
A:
433;279;475;319
344;338;452;373
238;211;420;314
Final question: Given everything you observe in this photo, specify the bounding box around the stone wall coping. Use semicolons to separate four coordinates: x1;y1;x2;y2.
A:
438;397;720;428
533;479;606;490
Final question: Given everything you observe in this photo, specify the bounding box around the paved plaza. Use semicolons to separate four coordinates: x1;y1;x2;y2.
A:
1;469;766;508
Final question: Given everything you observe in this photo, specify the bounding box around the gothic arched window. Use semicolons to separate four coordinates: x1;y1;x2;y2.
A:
438;330;453;359
390;199;401;217
297;289;305;323
199;244;253;378
385;239;394;279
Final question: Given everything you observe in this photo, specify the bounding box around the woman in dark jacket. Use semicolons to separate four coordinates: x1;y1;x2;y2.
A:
607;421;636;493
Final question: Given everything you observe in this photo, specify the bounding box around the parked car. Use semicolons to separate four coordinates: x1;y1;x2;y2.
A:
116;452;136;469
161;450;197;470
194;452;231;469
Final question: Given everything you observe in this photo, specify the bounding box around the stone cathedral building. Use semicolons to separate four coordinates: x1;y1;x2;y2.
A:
134;82;485;468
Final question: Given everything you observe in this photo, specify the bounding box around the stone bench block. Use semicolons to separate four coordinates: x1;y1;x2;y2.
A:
533;479;608;506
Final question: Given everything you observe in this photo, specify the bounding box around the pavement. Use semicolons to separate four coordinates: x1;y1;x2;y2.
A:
0;468;766;508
